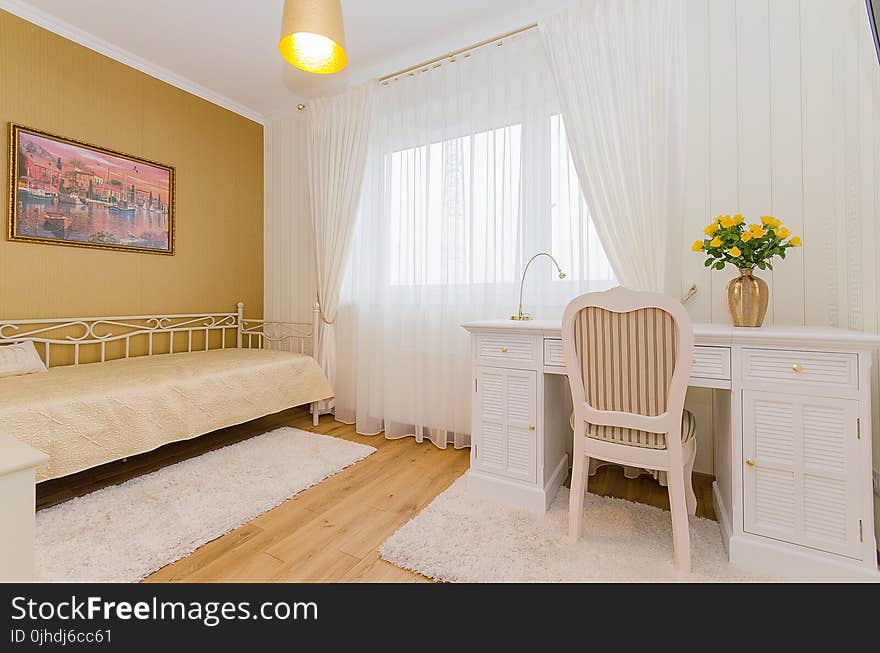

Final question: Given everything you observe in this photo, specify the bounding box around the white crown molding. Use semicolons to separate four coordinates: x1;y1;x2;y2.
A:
0;0;265;124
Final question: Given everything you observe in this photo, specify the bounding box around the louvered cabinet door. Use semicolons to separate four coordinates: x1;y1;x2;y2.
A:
474;367;507;476
742;391;862;559
473;367;537;483
504;370;537;482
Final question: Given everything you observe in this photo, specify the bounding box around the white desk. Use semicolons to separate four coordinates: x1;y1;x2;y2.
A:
462;319;879;581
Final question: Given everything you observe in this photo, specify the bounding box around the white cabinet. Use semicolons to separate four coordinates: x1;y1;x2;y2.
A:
466;329;571;512
473;367;537;483
742;391;863;560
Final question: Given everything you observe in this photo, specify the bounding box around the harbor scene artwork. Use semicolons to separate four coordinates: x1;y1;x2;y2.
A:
8;124;175;254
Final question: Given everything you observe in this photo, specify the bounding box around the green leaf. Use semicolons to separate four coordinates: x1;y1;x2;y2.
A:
704;259;713;267
715;261;725;270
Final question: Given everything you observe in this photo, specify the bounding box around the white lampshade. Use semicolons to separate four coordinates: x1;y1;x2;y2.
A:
279;0;348;74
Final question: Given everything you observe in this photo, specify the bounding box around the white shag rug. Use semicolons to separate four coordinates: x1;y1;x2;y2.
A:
381;476;772;582
36;427;375;583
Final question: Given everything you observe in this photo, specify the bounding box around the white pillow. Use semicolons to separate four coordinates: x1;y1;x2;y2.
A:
0;341;48;378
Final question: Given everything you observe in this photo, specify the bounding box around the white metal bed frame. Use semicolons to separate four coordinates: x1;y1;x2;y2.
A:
0;301;323;426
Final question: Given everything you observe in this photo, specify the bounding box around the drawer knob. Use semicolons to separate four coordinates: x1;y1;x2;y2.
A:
500;347;508;353
528;425;536;431
745;458;756;467
791;363;802;373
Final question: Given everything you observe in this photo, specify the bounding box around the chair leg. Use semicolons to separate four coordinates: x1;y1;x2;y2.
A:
667;465;692;574
684;438;697;516
312;403;320;427
569;452;589;542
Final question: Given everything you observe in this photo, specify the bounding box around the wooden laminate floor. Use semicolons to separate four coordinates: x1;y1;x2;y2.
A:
36;407;716;582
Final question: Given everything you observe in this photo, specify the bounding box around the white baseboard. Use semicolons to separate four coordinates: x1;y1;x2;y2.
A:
712;481;732;553
543;454;569;511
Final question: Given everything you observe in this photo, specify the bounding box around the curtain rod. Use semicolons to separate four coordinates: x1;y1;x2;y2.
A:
377;22;538;84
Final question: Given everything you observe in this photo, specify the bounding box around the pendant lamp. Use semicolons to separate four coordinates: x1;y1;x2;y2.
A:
279;0;348;74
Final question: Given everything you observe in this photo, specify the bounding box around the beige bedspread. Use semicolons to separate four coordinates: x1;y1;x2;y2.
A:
0;348;333;482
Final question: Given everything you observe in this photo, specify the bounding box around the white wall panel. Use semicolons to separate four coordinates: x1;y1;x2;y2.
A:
768;0;806;326
683;0;713;325
736;0;774;320
706;0;740;324
801;0;840;327
683;0;878;330
263;111;316;324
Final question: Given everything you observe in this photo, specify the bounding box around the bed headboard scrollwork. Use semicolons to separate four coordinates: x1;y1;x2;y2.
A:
0;302;321;368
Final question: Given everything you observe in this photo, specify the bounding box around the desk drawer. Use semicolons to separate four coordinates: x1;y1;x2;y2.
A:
542;341;733;380
543;338;565;368
741;348;858;390
692;346;731;380
475;334;539;367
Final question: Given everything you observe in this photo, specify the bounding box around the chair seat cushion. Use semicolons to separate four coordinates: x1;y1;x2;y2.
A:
571;409;696;450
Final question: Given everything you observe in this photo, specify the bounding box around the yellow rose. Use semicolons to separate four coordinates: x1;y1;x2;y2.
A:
761;215;781;228
692;240;704;252
709;237;723;248
728;246;742;258
720;216;736;228
733;214;744;225
774;227;790;239
704;222;718;236
740;231;753;242
748;224;766;238
789;236;802;247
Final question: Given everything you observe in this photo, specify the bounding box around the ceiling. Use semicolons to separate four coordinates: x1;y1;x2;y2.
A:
2;0;576;122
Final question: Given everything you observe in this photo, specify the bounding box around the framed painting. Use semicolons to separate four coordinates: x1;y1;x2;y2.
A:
7;123;175;255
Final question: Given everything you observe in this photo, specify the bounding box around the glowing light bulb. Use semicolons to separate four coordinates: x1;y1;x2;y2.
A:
279;32;347;74
279;0;347;75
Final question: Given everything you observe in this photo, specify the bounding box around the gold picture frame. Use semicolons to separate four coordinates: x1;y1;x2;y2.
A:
7;123;175;255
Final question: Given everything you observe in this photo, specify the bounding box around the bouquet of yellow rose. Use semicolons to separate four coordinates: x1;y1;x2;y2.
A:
692;214;802;271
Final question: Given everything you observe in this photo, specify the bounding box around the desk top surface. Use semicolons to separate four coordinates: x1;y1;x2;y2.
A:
462;319;880;349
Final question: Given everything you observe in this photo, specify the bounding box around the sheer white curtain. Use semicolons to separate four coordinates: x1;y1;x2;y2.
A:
307;84;374;411
540;0;687;292
334;31;614;447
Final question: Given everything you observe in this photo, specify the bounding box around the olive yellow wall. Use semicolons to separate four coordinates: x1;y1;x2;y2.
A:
0;10;263;320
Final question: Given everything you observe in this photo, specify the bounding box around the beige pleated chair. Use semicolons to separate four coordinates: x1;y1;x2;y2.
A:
562;287;697;573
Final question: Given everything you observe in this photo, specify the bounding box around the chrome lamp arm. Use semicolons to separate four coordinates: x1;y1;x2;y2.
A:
511;252;566;321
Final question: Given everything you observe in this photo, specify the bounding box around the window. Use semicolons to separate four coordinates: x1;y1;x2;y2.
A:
388;124;522;286
385;115;612;289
